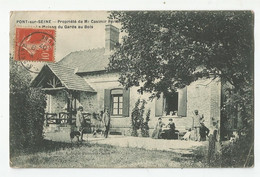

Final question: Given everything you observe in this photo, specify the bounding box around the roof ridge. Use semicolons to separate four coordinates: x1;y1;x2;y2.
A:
47;62;75;70
69;47;105;54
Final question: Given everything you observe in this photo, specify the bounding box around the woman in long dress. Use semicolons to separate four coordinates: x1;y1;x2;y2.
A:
152;117;165;139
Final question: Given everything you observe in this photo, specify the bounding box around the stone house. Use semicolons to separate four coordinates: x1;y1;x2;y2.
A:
31;25;234;139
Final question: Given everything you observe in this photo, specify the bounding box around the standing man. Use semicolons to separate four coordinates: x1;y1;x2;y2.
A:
192;110;204;141
103;107;111;138
76;106;85;141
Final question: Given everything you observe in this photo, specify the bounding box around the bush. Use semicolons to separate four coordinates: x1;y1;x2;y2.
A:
221;136;253;167
215;80;253;168
207;135;254;167
130;99;141;136
130;99;150;137
141;109;151;137
10;57;46;154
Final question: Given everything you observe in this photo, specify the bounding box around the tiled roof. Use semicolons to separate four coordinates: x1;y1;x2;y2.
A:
58;48;109;73
31;63;96;92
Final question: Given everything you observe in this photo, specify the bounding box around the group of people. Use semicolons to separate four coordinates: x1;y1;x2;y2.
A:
152;118;177;139
75;106;111;141
76;106;210;142
152;110;210;141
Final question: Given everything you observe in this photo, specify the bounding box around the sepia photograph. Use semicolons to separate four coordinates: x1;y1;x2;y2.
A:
9;10;254;168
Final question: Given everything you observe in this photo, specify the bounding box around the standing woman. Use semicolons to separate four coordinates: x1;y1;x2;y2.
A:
103;107;111;138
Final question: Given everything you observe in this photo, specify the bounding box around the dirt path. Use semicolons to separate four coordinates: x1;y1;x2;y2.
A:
45;132;208;154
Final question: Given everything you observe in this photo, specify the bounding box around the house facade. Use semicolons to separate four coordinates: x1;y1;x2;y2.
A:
31;25;224;138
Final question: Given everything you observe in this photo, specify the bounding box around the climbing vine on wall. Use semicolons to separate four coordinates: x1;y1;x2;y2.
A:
130;99;150;137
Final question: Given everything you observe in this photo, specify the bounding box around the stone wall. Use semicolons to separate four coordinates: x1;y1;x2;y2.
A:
45;90;67;113
210;78;221;128
80;92;98;113
186;78;221;130
187;79;212;128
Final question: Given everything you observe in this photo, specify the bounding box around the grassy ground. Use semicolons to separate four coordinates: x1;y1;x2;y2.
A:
10;140;208;168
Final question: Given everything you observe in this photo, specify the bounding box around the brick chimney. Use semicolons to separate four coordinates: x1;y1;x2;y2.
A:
105;24;119;53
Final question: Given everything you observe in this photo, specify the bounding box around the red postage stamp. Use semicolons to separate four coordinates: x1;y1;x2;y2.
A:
15;28;55;62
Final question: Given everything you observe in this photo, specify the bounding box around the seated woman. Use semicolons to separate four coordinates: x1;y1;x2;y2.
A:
152;117;165;139
165;118;176;139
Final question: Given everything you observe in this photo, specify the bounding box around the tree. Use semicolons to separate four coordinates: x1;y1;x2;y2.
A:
108;11;254;166
10;56;46;154
108;11;253;93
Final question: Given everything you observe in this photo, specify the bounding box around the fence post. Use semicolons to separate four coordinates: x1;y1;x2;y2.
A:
208;130;217;166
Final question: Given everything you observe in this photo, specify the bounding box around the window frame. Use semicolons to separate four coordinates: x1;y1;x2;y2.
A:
111;94;123;116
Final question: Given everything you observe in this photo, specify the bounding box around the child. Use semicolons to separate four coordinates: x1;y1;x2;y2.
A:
182;128;192;141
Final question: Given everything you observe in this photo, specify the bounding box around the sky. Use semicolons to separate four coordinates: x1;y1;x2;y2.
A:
10;11;122;62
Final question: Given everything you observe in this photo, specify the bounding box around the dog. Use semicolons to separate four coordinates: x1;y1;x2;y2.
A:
92;128;104;137
70;131;81;143
230;131;239;143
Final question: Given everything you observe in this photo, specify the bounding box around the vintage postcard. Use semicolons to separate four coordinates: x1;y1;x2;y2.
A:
9;11;254;168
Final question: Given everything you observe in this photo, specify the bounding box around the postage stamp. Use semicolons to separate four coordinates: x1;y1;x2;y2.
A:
14;28;55;62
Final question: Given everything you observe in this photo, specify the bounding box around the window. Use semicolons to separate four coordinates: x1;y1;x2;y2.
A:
155;87;187;117
163;92;178;116
112;95;123;115
104;88;130;117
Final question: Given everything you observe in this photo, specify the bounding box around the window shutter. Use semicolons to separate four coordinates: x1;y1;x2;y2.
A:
104;89;111;111
123;88;130;117
178;87;187;117
155;93;164;117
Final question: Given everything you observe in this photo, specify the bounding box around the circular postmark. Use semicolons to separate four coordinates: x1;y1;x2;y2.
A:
18;31;55;62
15;28;56;73
19;61;43;74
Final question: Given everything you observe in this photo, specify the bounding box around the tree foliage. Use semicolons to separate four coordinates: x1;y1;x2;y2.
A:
108;10;253;126
108;11;254;166
10;57;46;153
108;11;253;94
